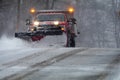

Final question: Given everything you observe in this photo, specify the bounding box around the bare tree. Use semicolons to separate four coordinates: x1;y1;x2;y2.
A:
0;0;2;7
16;0;21;32
50;0;57;9
45;0;50;9
0;0;4;11
112;0;120;48
44;0;57;9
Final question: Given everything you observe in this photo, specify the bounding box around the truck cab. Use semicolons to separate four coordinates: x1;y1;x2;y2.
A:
29;11;67;35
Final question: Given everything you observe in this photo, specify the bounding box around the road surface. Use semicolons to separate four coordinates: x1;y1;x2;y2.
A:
0;47;120;80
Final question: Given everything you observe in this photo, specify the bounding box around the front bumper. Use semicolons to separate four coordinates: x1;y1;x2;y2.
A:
15;30;63;38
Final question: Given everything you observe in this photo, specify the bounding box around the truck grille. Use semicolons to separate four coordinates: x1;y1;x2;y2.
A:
37;25;62;30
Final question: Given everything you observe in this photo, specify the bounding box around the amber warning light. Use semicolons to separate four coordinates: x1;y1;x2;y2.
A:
68;7;74;13
30;8;36;13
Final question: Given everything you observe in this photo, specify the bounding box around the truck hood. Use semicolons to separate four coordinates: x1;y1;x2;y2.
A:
38;21;66;25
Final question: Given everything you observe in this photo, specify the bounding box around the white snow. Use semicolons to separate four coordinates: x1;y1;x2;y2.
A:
31;33;67;47
0;35;30;50
0;66;27;79
0;33;67;51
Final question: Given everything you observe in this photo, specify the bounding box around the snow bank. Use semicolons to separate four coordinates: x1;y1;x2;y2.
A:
0;35;30;50
0;34;67;50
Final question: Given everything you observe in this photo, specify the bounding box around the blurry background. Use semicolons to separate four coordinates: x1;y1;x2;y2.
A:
0;0;120;48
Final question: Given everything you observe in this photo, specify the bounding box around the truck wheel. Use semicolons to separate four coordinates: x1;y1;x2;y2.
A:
15;33;18;37
66;36;75;47
66;30;76;47
70;37;75;47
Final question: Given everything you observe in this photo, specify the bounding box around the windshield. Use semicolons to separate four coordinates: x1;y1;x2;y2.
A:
36;14;65;21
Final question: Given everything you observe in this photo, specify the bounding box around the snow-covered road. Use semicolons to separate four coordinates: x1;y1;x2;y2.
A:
0;37;120;80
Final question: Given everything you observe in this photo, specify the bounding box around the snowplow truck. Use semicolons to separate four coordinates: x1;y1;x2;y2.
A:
15;9;78;47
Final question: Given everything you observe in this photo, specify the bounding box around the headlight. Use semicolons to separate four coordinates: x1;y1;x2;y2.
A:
53;21;59;26
33;21;39;26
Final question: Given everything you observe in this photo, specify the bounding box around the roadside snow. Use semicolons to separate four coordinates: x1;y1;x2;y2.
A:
0;36;30;50
0;34;67;51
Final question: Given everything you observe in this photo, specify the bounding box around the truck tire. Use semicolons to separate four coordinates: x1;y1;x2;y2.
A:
66;29;76;47
66;35;75;47
70;37;75;47
15;33;18;37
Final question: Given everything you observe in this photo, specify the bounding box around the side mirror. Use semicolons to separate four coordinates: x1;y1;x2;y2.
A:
68;18;77;24
26;19;31;25
71;18;76;24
